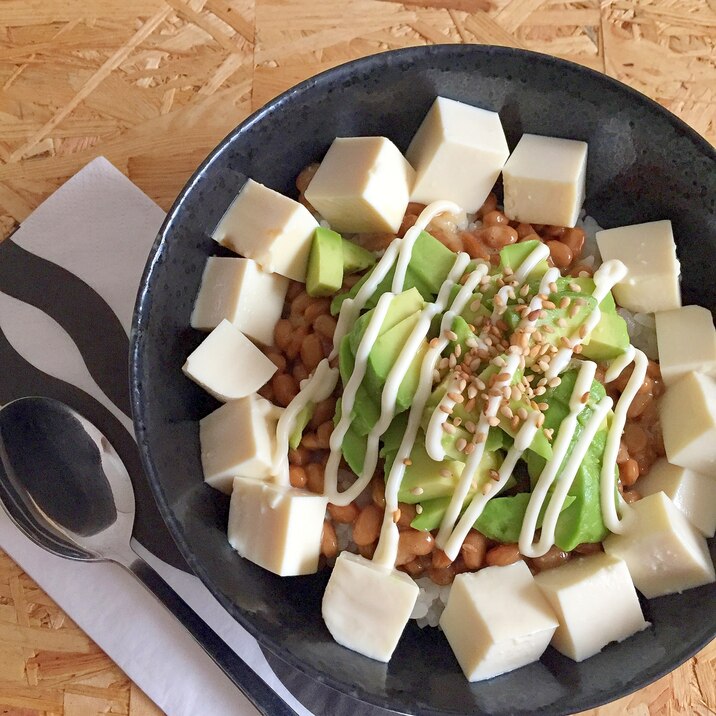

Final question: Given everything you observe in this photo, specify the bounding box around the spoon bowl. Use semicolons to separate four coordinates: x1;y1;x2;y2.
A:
0;396;295;716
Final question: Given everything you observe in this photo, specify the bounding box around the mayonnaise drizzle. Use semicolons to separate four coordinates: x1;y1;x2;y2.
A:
518;359;598;557
272;358;339;486
442;411;541;559
546;260;628;379
435;352;522;551
514;242;550;284
600;346;648;533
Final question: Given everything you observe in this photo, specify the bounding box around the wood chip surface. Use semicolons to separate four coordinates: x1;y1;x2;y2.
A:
0;0;714;713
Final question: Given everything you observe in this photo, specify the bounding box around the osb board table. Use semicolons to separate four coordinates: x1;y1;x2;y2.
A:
0;0;714;714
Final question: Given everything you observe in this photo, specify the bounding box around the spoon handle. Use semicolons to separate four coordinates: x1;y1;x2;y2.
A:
124;556;298;716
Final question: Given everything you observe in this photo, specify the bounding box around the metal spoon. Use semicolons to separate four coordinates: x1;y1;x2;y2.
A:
0;396;295;716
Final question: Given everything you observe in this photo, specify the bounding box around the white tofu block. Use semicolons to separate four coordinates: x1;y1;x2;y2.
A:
660;371;716;474
534;554;648;662
440;562;558;681
304;137;415;234
596;220;681;313
322;552;418;662
228;478;327;576
638;458;716;537
191;257;289;345
406;97;509;212
213;179;318;281
603;492;715;598
502;134;587;228
200;394;280;493
655;306;716;387
183;319;276;402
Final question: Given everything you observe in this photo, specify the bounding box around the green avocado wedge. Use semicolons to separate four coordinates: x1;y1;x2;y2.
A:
306;227;343;297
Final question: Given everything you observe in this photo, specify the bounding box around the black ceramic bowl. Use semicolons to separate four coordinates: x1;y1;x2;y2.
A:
131;45;716;715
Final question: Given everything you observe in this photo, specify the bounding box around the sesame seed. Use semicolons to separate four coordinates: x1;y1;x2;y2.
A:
543;428;554;441
482;483;493;495
465;398;476;412
543;300;556;310
538;402;549;411
393;509;401;523
534;331;544;343
557;317;567;328
527;309;541;322
537;412;546;427
511;415;520;430
569;282;581;292
517;407;528;420
496;372;511;382
543;324;555;333
574;344;583;354
489;469;500;481
581;391;590;403
440;468;452;478
538;360;550;372
504;266;514;276
465;420;476;433
534;385;547;396
578;324;589;339
467;385;478;400
559;296;570;309
520;283;530;297
403;457;412;466
474;431;487;443
470;300;482;312
442;422;456;434
453;417;462;427
560;336;572;349
569;304;580;318
548;376;562;387
439;404;453;414
526;374;536;383
511;385;521;401
447;391;461;402
575;298;587;306
429;337;440;348
448;354;457;368
466;337;478;349
549;282;558;294
500;405;514;419
539;343;551;356
458;378;468;391
456;437;467;452
445;330;458;341
411;486;424;496
464;442;476;454
488;415;501;427
416;504;423;514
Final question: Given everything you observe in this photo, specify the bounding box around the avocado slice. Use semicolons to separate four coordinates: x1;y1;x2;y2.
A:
307;227;343;297
331;231;456;314
444;315;474;357
289;403;314;449
342;238;376;274
499;240;550;279
365;312;430;413
348;287;424;355
581;311;630;361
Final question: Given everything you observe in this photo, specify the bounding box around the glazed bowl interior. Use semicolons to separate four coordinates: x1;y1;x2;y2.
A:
131;45;716;716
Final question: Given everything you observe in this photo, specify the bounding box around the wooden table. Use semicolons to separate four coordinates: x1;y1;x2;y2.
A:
0;1;714;713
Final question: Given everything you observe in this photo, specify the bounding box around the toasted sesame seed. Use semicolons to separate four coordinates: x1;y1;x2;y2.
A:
520;283;530;297
569;282;581;292
439;405;453;415
453;417;462;427
539;343;551;356
534;385;547;396
403;457;412;466
470;299;482;312
466;337;478;349
526;374;536;383
537;412;546;427
500;405;514;419
542;324;555;333
496;371;511;382
529;344;541;359
487;415;501;427
465;420;477;433
527;309;541;322
464;442;476;454
393;509;401;524
511;385;521;401
548;376;562;387
456;437;467;452
549;282;558;294
511;415;520;430
474;431;487;444
538;402;549;411
569;304;580;318
440;468;452;478
560;336;572;349
411;486;424;496
543;300;556;310
538;360;550;372
534;331;544;343
465;398;476;412
458;378;468;392
482;483;493;495
489;469;500;481
429;337;440;348
574;344;583;354
442;422;456;434
578;324;589;339
543;428;554;441
445;329;458;341
517;407;528;420
415;504;423;514
581;391;590;403
575;298;586;306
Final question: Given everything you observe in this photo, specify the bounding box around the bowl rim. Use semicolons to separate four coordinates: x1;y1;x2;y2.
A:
130;43;716;715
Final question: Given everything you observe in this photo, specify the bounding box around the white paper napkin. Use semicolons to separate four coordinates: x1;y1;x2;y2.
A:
0;157;312;716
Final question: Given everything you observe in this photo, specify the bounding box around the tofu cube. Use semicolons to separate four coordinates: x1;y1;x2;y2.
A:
638;458;716;537
228;478;327;576
534;554;648;662
200;394;280;493
304;137;415;234
322;552;418;662
596;220;681;313
655;305;716;386
191;257;288;346
660;371;716;474
502;134;587;228
440;561;558;681
603;492;715;598
213;179;318;282
183;319;276;402
406;97;509;212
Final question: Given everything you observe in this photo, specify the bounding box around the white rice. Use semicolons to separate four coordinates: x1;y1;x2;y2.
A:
618;308;659;360
411;576;451;628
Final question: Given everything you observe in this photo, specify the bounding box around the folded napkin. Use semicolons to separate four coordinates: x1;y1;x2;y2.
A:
0;157;313;716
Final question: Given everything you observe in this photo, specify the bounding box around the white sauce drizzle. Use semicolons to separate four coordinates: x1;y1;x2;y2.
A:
546;260;628;379
272;358;339;486
435;352;522;551
442;411;541;559
518;360;597;557
600;346;648;533
513;242;550;284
